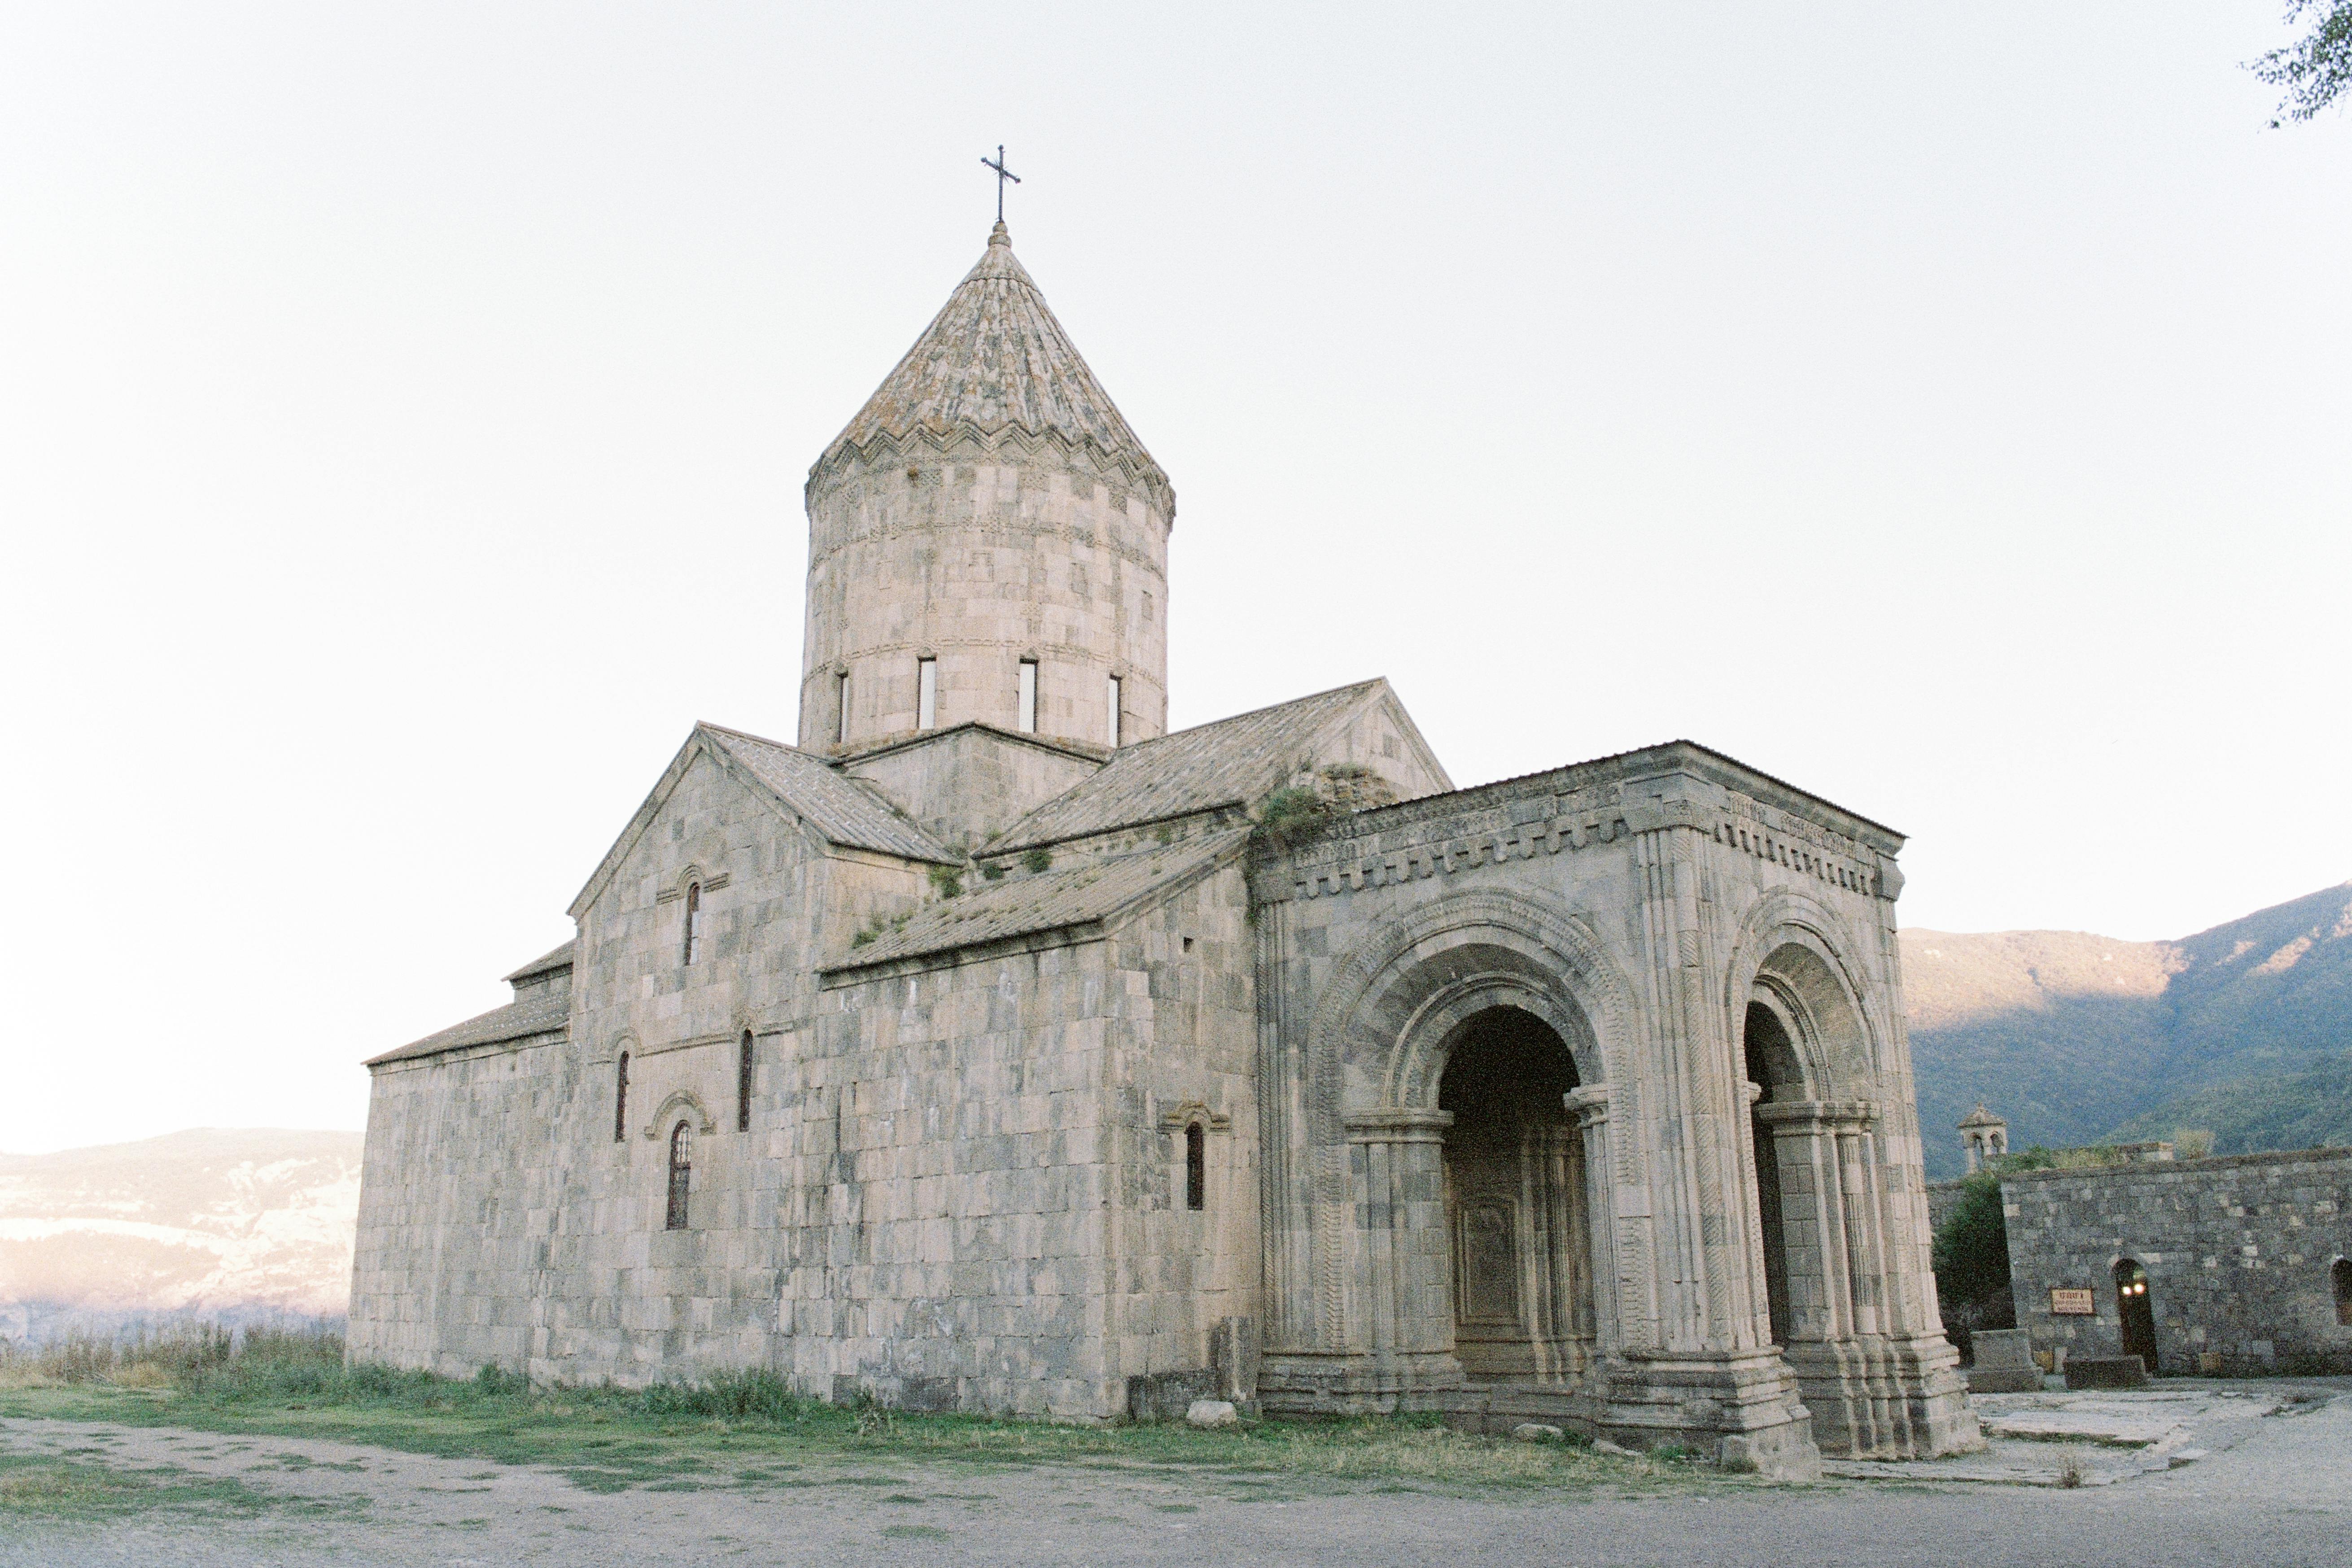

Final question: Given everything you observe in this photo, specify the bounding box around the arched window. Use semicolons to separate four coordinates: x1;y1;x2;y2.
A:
737;1031;754;1133
665;1121;693;1230
682;882;703;965
2334;1258;2352;1328
613;1052;630;1144
1185;1122;1206;1212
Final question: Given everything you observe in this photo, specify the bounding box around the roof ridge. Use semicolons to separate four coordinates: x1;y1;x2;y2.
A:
830;718;1109;769
699;724;955;862
693;719;795;750
1132;678;1387;754
989;680;1398;854
824;827;1251;974
501;939;576;983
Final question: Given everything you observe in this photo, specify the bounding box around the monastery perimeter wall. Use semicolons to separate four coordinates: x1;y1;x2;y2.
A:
2003;1148;2352;1376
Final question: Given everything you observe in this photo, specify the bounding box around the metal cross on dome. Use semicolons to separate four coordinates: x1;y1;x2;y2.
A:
981;145;1021;222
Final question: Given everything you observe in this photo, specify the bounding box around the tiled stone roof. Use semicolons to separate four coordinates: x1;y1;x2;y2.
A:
824;829;1249;974
700;725;957;864
815;222;1164;494
367;988;569;1067
502;940;576;984
993;681;1387;851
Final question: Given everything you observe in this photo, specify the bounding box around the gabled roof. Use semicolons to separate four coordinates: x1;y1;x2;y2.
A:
814;222;1166;500
824;829;1250;975
503;939;576;984
992;680;1444;852
367;987;569;1067
569;723;956;917
698;725;955;863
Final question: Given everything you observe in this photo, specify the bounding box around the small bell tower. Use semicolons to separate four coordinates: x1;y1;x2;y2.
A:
1959;1104;2009;1173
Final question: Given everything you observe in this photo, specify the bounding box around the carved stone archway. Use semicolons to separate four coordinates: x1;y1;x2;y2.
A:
1289;891;1641;1398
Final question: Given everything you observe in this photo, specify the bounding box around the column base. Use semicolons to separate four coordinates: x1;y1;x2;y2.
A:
1595;1350;1823;1480
1785;1333;1982;1458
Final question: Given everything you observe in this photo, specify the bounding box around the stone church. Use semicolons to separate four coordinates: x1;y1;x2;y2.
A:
348;219;1977;1477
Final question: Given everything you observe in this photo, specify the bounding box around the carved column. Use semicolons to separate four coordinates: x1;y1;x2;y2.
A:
1564;1086;1620;1360
1754;1098;1894;1456
1341;1108;1462;1397
1521;1119;1588;1380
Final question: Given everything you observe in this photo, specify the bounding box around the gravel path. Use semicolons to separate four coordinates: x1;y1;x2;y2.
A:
4;1385;2348;1567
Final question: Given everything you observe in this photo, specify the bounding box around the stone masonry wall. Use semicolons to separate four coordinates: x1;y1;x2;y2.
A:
796;862;1258;1419
352;735;1262;1418
347;1032;568;1374
800;441;1170;756
844;725;1102;852
2003;1148;2352;1375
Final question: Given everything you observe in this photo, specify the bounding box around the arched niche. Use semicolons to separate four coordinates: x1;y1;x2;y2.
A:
1316;891;1633;1122
641;1088;717;1141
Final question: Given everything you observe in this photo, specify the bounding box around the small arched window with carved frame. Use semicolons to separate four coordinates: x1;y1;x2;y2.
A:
613;1052;630;1144
682;881;704;966
665;1121;693;1230
737;1031;754;1133
1185;1122;1206;1212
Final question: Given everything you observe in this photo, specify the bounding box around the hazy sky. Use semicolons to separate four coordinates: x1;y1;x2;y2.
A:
2;4;2344;1154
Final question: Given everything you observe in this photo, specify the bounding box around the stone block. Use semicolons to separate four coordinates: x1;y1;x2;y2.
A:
1965;1328;2045;1392
1210;1315;1259;1404
1127;1367;1216;1424
1185;1399;1240;1429
2064;1356;2151;1390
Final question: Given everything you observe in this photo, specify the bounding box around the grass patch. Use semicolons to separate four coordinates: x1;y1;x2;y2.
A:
0;1336;1721;1502
0;1450;368;1523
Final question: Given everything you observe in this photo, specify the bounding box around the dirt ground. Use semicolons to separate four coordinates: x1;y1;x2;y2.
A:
4;1381;2349;1567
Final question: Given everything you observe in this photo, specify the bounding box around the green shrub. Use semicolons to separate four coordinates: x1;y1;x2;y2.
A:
1930;1173;2017;1359
1021;847;1052;874
1253;786;1337;847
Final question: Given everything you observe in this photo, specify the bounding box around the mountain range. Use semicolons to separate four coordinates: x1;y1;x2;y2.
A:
0;1127;360;1347
1904;881;2352;1178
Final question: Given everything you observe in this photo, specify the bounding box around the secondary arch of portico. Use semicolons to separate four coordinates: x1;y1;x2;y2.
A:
1719;891;1883;1104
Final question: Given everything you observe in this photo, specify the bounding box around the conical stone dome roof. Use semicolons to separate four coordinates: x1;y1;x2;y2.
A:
814;222;1167;505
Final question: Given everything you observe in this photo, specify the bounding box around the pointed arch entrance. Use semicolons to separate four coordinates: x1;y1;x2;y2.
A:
1436;1006;1593;1382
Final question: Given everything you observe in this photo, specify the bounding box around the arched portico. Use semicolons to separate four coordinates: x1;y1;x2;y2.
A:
1286;892;1636;1408
1736;928;1928;1459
